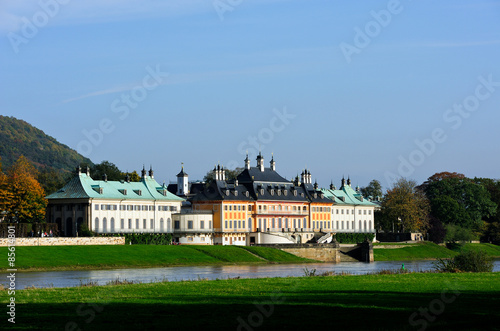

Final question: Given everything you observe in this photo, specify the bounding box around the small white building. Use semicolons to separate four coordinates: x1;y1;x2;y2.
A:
172;210;214;245
46;166;184;236
322;177;378;234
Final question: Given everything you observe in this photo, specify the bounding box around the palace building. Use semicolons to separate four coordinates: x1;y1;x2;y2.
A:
45;166;184;236
189;153;334;245
322;178;378;234
46;155;377;244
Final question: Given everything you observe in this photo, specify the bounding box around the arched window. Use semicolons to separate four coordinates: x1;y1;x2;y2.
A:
95;218;99;232
359;220;362;230
364;220;367;231
110;218;115;232
167;218;171;231
160;218;164;232
368;221;372;231
102;217;107;233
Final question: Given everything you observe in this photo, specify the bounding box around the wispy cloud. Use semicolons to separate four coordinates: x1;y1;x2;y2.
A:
0;0;212;34
410;40;500;48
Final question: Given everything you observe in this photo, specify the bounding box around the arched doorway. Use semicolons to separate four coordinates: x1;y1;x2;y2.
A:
76;217;84;236
65;217;73;237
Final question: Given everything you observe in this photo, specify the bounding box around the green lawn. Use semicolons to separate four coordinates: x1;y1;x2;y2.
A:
0;245;310;271
3;273;499;330
374;242;458;261
448;243;500;257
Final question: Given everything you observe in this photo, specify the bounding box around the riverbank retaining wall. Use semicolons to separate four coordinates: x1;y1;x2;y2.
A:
256;243;341;263
0;237;125;246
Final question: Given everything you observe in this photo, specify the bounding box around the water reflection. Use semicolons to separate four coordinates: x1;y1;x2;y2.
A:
2;260;499;289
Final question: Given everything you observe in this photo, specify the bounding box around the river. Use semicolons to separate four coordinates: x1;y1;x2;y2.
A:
2;260;500;289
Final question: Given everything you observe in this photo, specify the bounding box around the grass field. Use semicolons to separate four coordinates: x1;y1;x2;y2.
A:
373;242;458;261
2;272;499;330
0;245;312;271
374;242;500;261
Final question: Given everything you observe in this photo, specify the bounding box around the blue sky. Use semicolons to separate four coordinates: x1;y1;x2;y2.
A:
1;0;499;190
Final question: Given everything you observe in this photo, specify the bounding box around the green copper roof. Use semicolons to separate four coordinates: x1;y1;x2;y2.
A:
46;173;184;201
321;185;377;206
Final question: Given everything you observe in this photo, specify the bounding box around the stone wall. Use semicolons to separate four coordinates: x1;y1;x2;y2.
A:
256;243;341;263
0;237;125;246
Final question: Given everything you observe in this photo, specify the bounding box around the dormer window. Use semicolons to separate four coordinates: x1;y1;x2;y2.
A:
245;191;249;197
270;189;274;196
293;191;297;197
226;190;230;196
284;190;288;196
134;190;142;196
277;190;281;196
260;189;264;195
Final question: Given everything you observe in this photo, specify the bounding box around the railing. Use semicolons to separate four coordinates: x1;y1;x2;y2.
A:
254;210;309;215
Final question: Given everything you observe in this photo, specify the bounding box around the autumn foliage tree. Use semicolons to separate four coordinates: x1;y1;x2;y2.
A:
380;178;430;233
5;156;47;223
0;157;13;215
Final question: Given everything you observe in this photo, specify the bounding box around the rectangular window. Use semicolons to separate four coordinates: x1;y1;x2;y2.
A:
209;221;212;229
242;206;245;211
364;210;367;215
200;221;205;229
187;236;193;242
95;205;99;210
238;220;241;228
174;221;180;230
225;220;228;229
121;219;124;229
150;219;154;229
229;205;232;211
188;220;193;229
369;210;372;215
135;219;139;229
225;205;228;211
229;221;233;228
143;219;146;228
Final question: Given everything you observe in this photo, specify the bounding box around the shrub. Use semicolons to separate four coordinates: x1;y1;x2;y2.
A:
334;233;375;244
78;223;93;237
444;224;477;243
434;250;493;273
124;233;172;245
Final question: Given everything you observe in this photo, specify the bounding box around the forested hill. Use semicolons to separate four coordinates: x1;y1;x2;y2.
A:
0;115;93;172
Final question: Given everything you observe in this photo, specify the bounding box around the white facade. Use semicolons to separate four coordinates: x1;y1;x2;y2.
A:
90;200;180;234
172;211;214;245
331;205;375;233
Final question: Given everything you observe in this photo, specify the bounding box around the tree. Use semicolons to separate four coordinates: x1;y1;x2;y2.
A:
203;167;243;184
380;178;430;233
7;156;47;223
0;157;13;216
360;179;382;198
124;170;141;182
473;177;500;243
37;168;71;195
423;173;497;231
91;161;123;181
